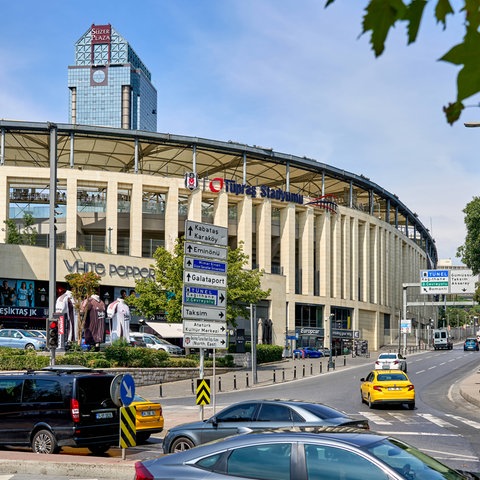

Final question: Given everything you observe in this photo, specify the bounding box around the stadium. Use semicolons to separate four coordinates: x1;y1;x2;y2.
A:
0;119;436;352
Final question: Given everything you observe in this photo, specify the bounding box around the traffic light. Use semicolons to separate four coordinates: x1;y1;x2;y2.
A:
48;319;59;349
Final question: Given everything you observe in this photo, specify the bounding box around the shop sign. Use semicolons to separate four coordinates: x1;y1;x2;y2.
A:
63;260;155;279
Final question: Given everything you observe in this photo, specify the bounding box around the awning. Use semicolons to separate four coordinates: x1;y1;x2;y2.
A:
146;322;184;339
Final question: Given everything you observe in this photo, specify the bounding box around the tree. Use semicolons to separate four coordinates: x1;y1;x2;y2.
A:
128;239;271;326
64;272;101;345
3;213;38;245
325;0;480;125
457;196;480;275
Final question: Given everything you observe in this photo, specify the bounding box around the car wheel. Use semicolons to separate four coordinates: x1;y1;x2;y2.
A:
136;432;151;444
367;395;374;409
170;436;195;453
88;445;110;455
24;343;35;350
31;429;59;454
408;402;415;410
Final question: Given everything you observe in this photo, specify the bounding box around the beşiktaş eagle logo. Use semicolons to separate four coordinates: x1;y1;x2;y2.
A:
185;172;198;191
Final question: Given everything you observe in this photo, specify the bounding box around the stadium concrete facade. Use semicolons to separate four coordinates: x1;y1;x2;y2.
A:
0;120;437;352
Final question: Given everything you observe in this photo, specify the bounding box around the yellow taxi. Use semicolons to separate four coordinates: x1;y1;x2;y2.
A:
131;393;164;443
360;370;415;410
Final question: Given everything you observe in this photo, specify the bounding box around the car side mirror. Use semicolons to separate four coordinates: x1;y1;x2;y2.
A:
360;378;365;382
210;416;218;427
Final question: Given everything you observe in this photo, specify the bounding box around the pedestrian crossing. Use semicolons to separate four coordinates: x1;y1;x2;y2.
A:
360;410;477;432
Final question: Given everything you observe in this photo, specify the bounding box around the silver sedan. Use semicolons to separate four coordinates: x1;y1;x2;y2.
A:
135;428;476;480
0;328;47;350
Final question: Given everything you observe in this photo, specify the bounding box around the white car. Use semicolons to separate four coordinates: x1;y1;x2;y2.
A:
131;332;183;355
374;352;407;372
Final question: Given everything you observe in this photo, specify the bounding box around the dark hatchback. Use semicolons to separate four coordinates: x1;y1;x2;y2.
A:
0;366;119;454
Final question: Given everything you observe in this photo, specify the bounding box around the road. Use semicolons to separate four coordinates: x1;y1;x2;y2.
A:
157;345;480;472
3;345;480;479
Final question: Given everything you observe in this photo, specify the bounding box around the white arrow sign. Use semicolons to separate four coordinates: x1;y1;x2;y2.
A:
185;220;228;246
183;319;227;335
184;241;227;260
183;305;226;321
184;270;227;288
184;334;227;348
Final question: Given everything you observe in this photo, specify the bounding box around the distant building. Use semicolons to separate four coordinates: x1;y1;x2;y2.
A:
68;24;157;131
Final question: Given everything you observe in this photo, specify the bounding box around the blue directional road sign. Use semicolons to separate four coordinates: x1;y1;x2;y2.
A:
120;373;135;407
183;286;226;306
184;256;227;274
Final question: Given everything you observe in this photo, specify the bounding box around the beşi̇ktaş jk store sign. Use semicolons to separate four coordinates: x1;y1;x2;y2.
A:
207;178;304;205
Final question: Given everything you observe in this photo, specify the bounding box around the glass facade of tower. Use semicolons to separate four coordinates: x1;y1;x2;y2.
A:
68;24;157;132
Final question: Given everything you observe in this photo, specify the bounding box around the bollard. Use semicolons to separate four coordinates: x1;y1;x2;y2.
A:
191;379;195;394
246;373;249;388
310;363;313;375
218;377;222;392
273;369;276;383
302;364;305;377
344;355;346;366
159;382;163;398
233;374;237;390
294;366;297;379
282;370;285;382
320;362;323;374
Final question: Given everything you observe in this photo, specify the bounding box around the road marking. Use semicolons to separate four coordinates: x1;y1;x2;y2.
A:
359;411;392;425
416;369;426;373
375;431;457;437
421;448;478;461
446;414;480;429
427;366;436;370
417;413;457;428
389;413;417;425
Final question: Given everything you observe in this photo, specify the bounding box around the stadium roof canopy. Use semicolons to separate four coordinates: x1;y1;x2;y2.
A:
0;120;437;265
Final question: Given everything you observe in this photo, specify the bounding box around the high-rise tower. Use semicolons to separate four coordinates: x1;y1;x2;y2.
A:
68;24;157;132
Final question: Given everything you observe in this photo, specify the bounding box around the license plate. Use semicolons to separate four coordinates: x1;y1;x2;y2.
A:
388;387;401;391
382;364;390;369
96;412;113;419
141;410;156;417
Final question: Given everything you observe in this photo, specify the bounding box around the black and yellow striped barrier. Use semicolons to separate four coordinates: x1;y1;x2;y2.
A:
120;405;136;448
196;378;211;405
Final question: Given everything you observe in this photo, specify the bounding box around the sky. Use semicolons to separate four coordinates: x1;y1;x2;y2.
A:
1;0;479;265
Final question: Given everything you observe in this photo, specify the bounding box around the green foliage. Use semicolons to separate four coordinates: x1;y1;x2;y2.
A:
256;344;284;364
3;214;38;245
457;196;480;276
22;213;38;246
0;348;50;370
326;0;480;124
129;239;270;327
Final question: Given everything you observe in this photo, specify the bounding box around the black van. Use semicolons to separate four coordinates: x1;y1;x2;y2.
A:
0;365;119;454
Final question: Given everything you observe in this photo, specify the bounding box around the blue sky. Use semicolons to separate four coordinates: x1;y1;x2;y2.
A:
1;1;479;264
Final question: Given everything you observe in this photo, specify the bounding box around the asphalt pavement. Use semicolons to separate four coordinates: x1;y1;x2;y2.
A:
1;346;479;479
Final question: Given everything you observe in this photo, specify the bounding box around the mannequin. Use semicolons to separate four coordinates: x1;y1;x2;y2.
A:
55;290;77;344
107;297;131;342
82;294;106;351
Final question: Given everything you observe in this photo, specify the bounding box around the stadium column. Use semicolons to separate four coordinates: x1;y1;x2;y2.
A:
164;183;179;252
316;213;330;298
237;195;253;268
213;189;228;228
256;199;271;274
0;166;6;229
299;208;314;296
106;180;118;254
187;187;202;222
280;204;296;294
65;176;77;249
129;180;143;257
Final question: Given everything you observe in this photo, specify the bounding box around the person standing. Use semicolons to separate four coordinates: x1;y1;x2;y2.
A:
17;282;28;307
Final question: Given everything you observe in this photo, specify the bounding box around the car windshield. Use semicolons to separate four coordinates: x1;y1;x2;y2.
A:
366;437;466;479
19;330;35;337
377;373;408;381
